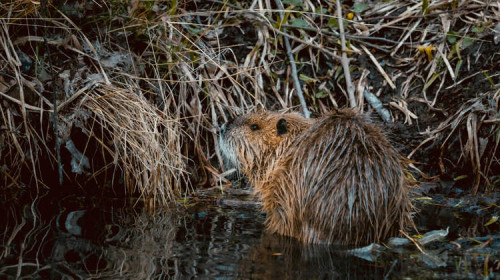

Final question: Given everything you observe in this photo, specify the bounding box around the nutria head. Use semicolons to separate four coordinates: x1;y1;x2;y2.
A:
219;111;313;180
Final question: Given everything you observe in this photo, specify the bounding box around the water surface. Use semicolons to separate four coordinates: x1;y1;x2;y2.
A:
1;188;499;279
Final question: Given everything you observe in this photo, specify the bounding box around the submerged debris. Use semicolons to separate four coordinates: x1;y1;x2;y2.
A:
65;139;89;174
419;227;449;245
346;243;385;262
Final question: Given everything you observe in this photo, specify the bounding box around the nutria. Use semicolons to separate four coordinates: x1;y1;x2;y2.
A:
218;109;414;246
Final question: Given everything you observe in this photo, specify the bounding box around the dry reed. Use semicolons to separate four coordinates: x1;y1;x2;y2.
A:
82;85;187;206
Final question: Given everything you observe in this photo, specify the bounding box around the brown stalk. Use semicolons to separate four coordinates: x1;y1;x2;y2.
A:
335;0;356;108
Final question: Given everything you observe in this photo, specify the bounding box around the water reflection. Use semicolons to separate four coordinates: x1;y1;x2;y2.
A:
0;192;384;279
0;193;180;279
1;190;499;279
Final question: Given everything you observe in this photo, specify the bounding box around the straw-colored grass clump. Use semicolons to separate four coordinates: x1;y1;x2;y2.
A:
82;85;187;206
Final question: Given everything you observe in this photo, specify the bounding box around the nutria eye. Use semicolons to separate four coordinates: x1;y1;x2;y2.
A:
250;124;259;131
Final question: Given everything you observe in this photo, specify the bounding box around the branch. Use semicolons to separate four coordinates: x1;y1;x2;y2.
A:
42;0;63;185
274;0;311;118
336;0;357;108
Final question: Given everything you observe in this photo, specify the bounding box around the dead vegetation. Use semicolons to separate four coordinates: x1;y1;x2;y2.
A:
0;0;498;205
82;85;187;206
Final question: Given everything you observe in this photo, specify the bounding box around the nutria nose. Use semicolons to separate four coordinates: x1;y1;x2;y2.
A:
221;117;235;134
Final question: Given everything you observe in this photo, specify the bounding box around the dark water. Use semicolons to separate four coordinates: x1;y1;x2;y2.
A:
1;188;500;279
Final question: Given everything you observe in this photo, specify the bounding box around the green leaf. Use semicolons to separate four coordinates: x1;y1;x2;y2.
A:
183;25;201;35
496;125;500;146
289;18;309;28
483;71;495;87
327;18;339;28
334;66;343;79
424;72;440;91
446;31;458;44
454;59;463;78
315;91;328;98
462;37;475;48
353;3;369;13
416;197;433;200
472;24;486;33
299;74;317;83
279;11;291;26
454;42;461;60
282;0;303;7
168;0;178;15
422;0;429;14
316;8;328;14
327;18;349;30
484;216;498;226
453;174;468;181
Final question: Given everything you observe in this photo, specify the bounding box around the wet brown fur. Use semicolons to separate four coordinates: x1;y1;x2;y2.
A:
219;109;414;246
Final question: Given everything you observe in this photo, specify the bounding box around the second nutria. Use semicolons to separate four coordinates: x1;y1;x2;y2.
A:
218;109;414;246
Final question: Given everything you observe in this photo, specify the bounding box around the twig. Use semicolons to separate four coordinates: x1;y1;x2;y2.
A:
218;199;262;209
391;18;422;56
445;72;499;90
399;230;425;254
270;26;342;62
42;0;63;185
384;259;398;280
282;24;441;46
13;35;64;46
407;135;437;159
55;8;111;85
336;0;356;108
57;82;96;111
389;100;418;125
274;0;311;118
371;2;423;33
436;47;455;81
363;6;481;21
0;91;50;112
360;44;396;90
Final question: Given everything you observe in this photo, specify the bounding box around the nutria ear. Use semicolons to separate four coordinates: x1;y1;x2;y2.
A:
276;118;288;136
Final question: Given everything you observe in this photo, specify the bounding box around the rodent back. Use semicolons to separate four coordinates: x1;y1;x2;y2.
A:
261;110;412;245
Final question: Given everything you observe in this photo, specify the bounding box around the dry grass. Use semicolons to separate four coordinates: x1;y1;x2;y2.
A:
0;0;499;204
82;85;187;206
